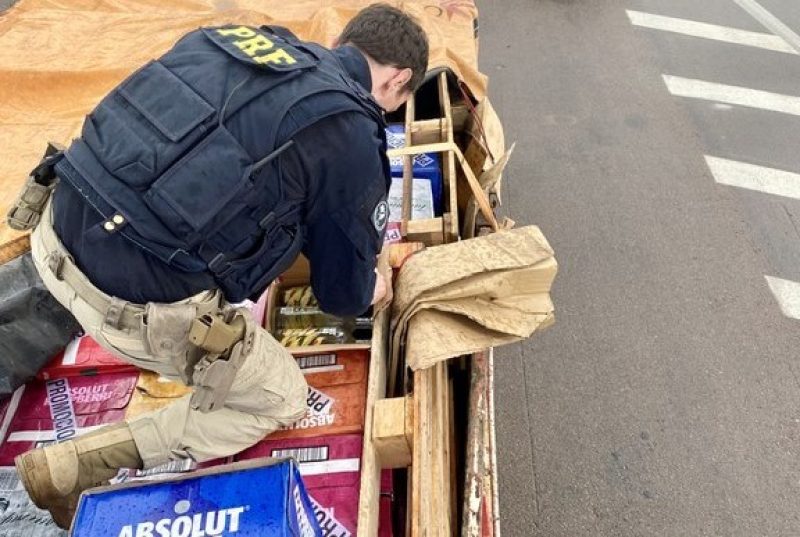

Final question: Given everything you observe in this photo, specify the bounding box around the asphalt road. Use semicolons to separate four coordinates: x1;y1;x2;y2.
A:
479;0;800;535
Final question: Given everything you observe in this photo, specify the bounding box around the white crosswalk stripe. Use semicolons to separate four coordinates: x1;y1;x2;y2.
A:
626;10;796;54
628;6;800;320
765;276;800;319
733;0;800;54
704;156;800;200
663;75;800;116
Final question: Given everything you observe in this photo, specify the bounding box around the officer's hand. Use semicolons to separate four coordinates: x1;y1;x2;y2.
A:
371;250;393;314
371;270;388;306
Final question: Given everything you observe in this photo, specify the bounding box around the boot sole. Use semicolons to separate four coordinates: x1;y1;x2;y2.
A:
15;449;53;509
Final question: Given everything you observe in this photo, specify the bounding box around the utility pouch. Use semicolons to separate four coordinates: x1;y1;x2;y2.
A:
143;302;199;383
189;310;255;413
7;142;65;231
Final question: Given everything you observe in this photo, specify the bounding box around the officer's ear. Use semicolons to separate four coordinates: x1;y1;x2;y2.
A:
389;67;413;93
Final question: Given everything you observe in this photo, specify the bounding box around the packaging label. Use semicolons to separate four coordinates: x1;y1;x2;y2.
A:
294;485;317;537
296;354;341;374
383;222;402;245
272;446;330;464
45;379;77;443
116;498;246;537
281;387;337;431
307;387;334;416
311;497;351;537
388;177;434;222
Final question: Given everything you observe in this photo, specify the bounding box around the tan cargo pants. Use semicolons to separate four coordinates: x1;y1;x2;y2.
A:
30;203;307;468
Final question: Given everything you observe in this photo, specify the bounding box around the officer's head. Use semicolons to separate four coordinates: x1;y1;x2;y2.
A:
338;3;429;112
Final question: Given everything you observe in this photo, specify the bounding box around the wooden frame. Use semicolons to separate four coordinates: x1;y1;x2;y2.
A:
391;72;461;246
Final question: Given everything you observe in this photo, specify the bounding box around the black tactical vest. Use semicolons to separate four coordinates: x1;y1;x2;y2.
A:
55;25;387;302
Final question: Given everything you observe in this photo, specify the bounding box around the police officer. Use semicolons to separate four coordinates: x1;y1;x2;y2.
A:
12;4;428;527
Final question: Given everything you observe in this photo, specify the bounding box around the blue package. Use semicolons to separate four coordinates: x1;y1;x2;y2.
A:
386;124;443;215
71;459;321;537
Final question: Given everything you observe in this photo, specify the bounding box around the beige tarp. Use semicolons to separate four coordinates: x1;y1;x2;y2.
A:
0;0;486;248
391;226;557;371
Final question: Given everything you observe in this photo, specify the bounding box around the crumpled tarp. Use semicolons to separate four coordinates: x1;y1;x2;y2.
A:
0;252;81;396
0;0;486;248
391;226;558;371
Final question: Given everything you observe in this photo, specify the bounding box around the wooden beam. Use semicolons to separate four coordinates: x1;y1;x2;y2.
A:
0;234;30;265
410;119;447;145
356;308;391;537
372;396;414;469
438;73;460;242
411;362;453;537
405;217;444;246
401;93;416;234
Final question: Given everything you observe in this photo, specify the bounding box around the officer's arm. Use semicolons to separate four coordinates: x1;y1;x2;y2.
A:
296;114;388;317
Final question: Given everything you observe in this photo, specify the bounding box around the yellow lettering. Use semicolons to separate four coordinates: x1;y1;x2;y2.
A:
253;48;297;66
233;34;275;56
216;26;256;39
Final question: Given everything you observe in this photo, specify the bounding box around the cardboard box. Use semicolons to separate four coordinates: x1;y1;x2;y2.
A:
0;372;139;465
265;256;371;354
386;124;443;215
270;351;368;440
379;469;395;537
124;370;191;420
237;435;395;537
37;335;137;381
387;177;434;223
237;434;361;536
72;458;320;536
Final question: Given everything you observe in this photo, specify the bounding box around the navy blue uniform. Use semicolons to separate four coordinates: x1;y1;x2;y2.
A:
52;28;389;317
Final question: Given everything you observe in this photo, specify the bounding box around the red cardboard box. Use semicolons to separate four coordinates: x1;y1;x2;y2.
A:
379;470;395;537
271;350;369;440
237;434;395;537
0;371;139;465
37;334;136;380
237;434;354;536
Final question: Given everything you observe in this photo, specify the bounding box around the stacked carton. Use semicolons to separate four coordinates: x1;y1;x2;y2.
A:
238;267;396;536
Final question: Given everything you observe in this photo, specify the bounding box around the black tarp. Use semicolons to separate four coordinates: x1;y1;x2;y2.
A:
0;253;80;395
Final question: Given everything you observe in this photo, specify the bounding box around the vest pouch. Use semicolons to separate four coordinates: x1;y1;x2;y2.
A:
82;100;157;189
146;126;254;245
217;223;303;302
83;60;215;189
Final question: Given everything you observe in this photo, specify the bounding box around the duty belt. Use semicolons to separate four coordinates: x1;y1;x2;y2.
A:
37;215;145;331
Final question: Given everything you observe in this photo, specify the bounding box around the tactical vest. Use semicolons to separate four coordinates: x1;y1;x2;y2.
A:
55;25;387;302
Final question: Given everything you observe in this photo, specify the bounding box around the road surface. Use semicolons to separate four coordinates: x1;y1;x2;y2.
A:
479;0;800;535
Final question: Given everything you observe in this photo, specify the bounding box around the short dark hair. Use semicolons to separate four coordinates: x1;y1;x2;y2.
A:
339;3;429;92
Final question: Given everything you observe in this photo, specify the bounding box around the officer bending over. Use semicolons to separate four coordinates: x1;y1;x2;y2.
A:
12;4;428;527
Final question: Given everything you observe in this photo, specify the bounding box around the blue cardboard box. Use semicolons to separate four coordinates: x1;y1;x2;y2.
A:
386;124;443;215
71;458;321;537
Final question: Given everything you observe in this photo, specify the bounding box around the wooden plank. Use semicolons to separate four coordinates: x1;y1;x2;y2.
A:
486;350;501;537
461;353;488;537
410;119;446;145
405;217;444;246
386;142;453;158
0;233;30;265
356;308;391;537
451;104;470;135
437;362;453;537
372;396;413;469
412;363;453;537
411;368;430;537
438;73;460;242
401;92;416;236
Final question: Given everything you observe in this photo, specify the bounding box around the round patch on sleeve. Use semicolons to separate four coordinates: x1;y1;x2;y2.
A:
372;200;388;232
